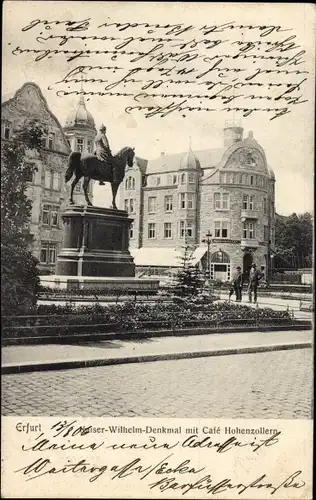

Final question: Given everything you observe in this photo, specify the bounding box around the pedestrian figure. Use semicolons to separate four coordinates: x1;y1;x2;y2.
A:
94;124;112;185
231;266;243;302
248;263;263;303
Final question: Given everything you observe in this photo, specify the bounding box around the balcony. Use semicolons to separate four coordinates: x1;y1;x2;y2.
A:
241;238;259;249
241;209;260;221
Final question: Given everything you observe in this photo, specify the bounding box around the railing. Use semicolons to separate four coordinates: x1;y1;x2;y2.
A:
2;313;310;346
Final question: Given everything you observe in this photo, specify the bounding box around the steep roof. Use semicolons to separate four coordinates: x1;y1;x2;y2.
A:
146;148;225;174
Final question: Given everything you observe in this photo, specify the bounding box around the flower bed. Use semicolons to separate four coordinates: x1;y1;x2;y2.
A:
2;300;295;341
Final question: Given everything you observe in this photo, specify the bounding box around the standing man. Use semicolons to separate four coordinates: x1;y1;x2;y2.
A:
248;263;263;303
232;266;243;302
94;124;112;185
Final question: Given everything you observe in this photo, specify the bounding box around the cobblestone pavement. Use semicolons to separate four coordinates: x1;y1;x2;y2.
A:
2;349;312;418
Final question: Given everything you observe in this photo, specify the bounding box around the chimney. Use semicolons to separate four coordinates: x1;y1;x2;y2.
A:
223;119;243;148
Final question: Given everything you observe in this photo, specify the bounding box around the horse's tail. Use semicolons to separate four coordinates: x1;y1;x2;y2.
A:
65;152;81;182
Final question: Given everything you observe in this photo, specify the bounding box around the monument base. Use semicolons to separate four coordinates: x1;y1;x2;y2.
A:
55;205;135;277
40;275;160;294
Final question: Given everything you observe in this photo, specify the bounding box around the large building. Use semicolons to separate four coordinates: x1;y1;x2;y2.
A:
1;82;95;274
119;121;276;281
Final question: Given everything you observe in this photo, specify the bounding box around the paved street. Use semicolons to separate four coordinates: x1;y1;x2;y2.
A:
2;348;312;418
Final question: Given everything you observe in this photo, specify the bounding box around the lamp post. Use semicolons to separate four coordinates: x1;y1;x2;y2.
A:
202;231;212;280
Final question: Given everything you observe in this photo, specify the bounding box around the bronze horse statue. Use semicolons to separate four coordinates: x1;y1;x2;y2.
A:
65;146;135;208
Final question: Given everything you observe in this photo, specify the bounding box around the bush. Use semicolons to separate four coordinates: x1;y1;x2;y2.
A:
2;301;293;339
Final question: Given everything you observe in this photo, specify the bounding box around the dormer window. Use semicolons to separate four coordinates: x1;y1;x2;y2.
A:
180;173;186;184
76;138;84;152
189;172;195;184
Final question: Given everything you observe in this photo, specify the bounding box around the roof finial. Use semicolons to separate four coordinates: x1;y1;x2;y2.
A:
79;74;85;105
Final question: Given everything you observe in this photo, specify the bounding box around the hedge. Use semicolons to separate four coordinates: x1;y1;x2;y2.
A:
2;300;293;340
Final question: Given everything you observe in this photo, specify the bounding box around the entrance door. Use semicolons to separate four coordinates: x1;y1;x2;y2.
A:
243;253;253;282
213;264;229;281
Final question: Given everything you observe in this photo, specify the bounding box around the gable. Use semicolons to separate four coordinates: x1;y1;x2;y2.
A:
1;82;70;154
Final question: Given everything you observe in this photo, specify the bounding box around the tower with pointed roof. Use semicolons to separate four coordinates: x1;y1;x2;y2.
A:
63;92;96;200
64;94;96;154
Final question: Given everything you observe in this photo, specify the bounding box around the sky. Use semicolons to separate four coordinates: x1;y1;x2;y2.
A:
2;1;315;215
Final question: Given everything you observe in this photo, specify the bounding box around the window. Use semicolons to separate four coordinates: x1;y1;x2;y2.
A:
244;174;249;185
44;170;52;189
124;198;135;213
50;206;59;226
180;173;186;184
179;221;194;239
45;169;61;190
249;195;255;210
219;172;226;184
148;196;157;213
243;194;249;210
125;176;135;190
77;138;84;152
173;174;177;185
87;140;93;153
179;193;186;209
186;221;194;238
164;195;173;212
2;120;12;139
243;222;255;239
40;242;57;264
42;204;50;225
167;174;172;185
148;223;156;239
228;173;234;184
48;134;55;150
263;197;267;215
214;221;228;238
189;173;195;184
129;222;134;239
164;222;172;239
41;204;59;226
250;175;254;185
24;162;35;182
187;193;194;209
214;193;221;210
52;171;61;191
222;193;229;210
156;176;161;186
271;201;275;216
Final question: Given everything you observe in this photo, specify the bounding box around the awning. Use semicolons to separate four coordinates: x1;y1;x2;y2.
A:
130;246;207;267
130;247;183;267
191;246;207;265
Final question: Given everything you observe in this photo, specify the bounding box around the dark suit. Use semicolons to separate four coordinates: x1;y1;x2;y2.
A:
232;271;243;302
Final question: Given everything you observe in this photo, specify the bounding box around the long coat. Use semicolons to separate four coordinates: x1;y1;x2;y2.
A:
94;132;111;161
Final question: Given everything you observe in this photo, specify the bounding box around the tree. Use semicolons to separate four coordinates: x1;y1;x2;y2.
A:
167;243;208;303
1;120;46;315
274;212;313;269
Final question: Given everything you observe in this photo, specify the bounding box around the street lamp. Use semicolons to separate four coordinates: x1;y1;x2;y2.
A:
202;231;212;279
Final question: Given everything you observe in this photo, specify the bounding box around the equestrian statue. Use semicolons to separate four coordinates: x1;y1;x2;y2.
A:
65;124;135;209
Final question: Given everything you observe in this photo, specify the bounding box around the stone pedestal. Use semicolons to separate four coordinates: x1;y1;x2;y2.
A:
56;205;135;277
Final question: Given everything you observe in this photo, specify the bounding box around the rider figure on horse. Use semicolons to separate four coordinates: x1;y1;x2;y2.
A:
94;124;112;185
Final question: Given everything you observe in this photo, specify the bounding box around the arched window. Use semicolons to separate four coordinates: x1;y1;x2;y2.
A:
210;251;231;281
125;176;135;190
181;173;186;184
211;251;230;263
